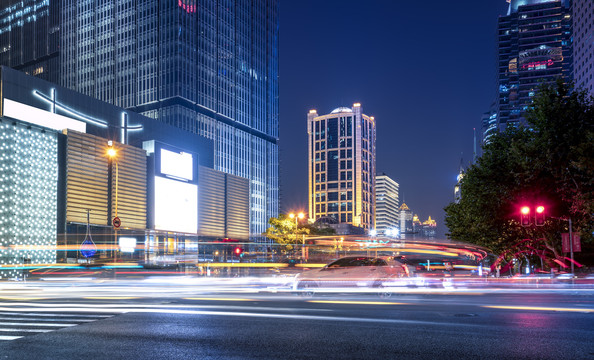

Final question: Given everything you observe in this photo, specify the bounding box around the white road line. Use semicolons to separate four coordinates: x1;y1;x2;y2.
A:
0;317;96;322
0;336;23;341
0;328;53;333
0;322;78;327
0;312;113;318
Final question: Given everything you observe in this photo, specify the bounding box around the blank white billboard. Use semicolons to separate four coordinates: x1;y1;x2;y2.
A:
154;176;197;233
3;98;87;132
160;148;193;181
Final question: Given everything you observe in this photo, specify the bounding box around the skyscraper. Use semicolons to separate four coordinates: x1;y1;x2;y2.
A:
480;101;498;147
0;0;279;236
496;0;572;130
307;104;376;232
572;0;594;96
399;203;413;234
0;0;60;84
375;173;399;236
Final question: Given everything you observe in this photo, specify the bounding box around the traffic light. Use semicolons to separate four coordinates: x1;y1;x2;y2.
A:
535;205;545;226
520;206;531;226
233;246;243;256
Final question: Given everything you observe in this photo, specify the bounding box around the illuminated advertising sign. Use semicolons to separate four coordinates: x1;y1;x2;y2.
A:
521;59;554;70
160;148;193;181
3;98;86;132
154;176;198;233
119;237;137;253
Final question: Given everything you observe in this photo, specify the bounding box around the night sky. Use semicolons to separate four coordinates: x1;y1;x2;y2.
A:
279;0;511;237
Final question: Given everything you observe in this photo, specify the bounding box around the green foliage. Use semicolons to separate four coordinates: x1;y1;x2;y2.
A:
262;214;310;250
302;223;336;236
445;81;594;265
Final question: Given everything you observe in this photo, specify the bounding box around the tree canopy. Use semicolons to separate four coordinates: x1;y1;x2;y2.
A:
262;214;310;251
262;214;335;251
444;81;594;270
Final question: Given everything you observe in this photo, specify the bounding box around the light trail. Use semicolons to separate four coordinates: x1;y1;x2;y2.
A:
184;297;255;301
308;300;408;306
0;306;482;327
482;305;594;313
0;336;22;341
0;322;78;327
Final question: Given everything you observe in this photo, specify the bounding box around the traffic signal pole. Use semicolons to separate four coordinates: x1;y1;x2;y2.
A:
569;217;574;276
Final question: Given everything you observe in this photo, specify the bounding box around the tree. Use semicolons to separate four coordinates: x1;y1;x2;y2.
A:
445;81;594;270
263;214;310;252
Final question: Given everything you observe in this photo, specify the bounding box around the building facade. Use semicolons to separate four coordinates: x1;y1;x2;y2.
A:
481;101;498;147
496;0;572;130
0;66;250;278
0;0;60;84
573;0;594;96
375;173;399;236
399;203;413;234
307;104;376;232
0;0;279;236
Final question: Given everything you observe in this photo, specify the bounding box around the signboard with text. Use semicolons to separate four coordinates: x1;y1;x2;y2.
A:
562;233;581;253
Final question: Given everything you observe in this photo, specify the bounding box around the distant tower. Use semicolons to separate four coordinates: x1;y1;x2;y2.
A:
399;203;413;234
375;173;399;236
481;101;498;148
421;216;437;237
308;104;376;232
473;128;477;163
454;156;464;203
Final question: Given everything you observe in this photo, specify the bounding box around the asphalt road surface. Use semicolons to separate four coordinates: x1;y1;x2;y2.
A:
0;281;593;359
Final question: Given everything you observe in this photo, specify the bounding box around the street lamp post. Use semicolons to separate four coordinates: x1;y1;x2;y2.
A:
107;141;119;265
289;212;305;259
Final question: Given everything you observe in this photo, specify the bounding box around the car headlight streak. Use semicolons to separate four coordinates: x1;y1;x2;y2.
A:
0;123;58;279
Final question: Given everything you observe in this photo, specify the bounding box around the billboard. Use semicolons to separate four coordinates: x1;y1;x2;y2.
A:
154;176;198;233
160;148;193;181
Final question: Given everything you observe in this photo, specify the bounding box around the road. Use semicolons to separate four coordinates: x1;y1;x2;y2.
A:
0;279;593;359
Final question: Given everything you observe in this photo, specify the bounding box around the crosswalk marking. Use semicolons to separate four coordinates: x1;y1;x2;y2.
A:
0;322;78;327
0;317;96;322
0;311;115;341
0;335;22;341
0;312;112;318
0;328;53;333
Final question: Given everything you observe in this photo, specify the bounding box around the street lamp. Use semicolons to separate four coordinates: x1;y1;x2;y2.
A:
289;212;305;259
107;141;119;263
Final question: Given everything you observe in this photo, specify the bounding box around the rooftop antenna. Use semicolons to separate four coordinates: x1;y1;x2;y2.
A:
473;128;477;164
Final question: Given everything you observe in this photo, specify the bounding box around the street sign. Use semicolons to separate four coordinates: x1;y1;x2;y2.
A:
113;216;121;228
562;233;581;253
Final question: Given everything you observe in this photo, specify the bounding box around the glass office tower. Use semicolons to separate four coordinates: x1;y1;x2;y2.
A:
375;173;399;236
496;0;572;130
0;1;279;236
0;0;60;84
573;0;594;96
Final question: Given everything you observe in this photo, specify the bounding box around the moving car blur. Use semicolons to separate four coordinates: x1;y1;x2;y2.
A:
293;256;413;292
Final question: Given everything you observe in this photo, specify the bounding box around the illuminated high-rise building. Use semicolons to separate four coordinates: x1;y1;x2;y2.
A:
496;0;572;130
307;104;376;232
481;101;498;147
0;0;279;236
572;0;594;96
0;0;60;84
399;203;413;234
375;173;399;236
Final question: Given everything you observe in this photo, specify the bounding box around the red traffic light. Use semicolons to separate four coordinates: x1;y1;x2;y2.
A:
520;206;531;226
234;247;243;255
535;205;545;226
